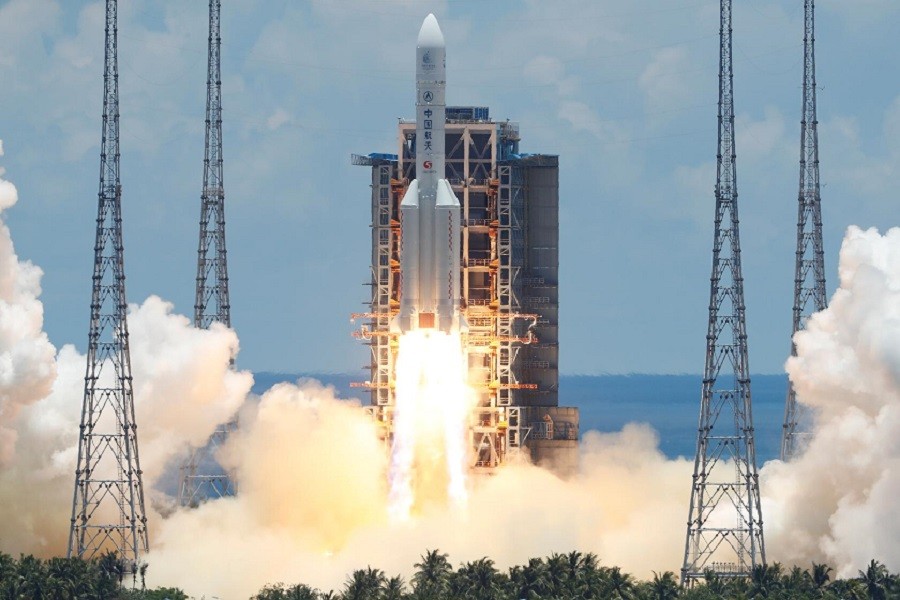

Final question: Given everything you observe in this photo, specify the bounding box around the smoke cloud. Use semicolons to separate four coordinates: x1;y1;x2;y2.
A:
1;139;899;597
146;414;692;598
138;226;900;595
0;139;57;467
0;138;253;554
761;226;900;577
0;297;252;556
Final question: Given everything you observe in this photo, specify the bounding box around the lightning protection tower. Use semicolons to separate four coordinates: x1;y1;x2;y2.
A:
179;0;236;507
781;0;826;462
69;0;149;567
682;0;765;585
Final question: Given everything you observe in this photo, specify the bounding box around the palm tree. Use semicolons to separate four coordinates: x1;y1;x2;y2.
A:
679;585;719;600
412;550;451;599
342;567;386;600
509;557;551;600
0;554;16;583
18;554;50;600
859;560;889;600
749;563;783;598
560;551;598;598
382;575;406;600
649;571;680;600
139;562;148;591
46;557;81;600
289;584;322;600
811;563;833;592
546;553;569;597
607;566;637;600
782;565;810;596
701;570;725;596
460;557;502;600
580;558;610;599
831;578;868;600
97;551;126;586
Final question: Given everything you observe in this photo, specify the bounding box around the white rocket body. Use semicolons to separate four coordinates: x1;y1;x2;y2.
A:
395;14;464;334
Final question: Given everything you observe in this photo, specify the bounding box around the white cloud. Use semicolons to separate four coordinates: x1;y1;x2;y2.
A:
735;106;791;165
819;94;900;203
266;108;292;131
558;100;628;144
0;0;61;68
639;46;696;120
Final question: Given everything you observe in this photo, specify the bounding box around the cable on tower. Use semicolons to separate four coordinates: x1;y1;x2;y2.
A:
781;0;826;462
681;0;766;585
68;0;150;570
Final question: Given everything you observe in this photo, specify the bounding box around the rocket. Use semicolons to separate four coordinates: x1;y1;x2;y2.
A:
394;14;465;334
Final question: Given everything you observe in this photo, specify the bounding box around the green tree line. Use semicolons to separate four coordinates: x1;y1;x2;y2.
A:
252;550;900;600
3;550;898;599
0;552;186;600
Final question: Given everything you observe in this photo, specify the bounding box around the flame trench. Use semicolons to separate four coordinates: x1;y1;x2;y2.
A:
389;330;470;520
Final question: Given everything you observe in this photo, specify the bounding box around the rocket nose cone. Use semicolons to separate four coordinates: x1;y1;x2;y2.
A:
417;13;445;48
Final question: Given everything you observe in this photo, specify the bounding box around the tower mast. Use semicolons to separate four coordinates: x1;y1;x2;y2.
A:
681;0;765;585
68;0;149;567
193;0;230;332
179;0;235;507
781;0;826;461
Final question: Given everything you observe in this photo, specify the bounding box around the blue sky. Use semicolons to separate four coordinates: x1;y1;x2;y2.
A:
0;0;898;375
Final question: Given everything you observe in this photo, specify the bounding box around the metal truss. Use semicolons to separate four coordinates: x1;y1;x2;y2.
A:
682;0;765;585
781;0;827;462
68;0;149;569
179;0;237;507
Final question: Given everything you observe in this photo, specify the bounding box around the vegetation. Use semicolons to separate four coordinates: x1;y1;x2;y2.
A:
0;552;187;600
252;551;900;600
3;550;898;599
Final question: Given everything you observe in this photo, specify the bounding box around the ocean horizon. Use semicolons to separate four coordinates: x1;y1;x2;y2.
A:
253;372;790;464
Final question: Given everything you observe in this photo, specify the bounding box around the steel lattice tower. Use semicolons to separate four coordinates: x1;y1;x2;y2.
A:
179;0;235;507
68;0;149;567
682;0;765;585
781;0;826;462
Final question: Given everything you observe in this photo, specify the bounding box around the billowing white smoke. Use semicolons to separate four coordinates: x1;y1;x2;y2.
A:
127;297;252;486
0;297;252;555
762;225;900;576
0;140;57;466
0;140;252;554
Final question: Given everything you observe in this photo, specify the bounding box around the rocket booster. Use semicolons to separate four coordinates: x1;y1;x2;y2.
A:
395;14;464;334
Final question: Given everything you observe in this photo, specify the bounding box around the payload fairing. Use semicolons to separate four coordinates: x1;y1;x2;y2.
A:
394;14;465;334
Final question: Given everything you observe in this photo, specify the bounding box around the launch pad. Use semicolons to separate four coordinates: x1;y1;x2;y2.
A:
353;106;578;477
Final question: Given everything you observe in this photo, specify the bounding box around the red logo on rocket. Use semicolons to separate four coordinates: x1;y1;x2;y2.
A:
423;161;433;169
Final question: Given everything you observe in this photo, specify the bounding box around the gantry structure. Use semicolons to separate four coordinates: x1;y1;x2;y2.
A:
353;107;579;477
682;0;765;585
68;0;149;569
179;0;236;507
781;0;826;462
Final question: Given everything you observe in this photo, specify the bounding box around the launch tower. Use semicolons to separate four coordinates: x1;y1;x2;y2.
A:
681;0;766;584
179;0;236;507
354;108;578;476
781;0;826;462
68;0;149;568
